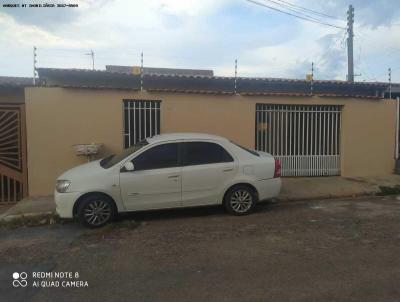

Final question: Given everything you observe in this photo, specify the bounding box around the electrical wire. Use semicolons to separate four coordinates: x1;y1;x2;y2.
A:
245;0;346;29
275;0;343;20
260;0;340;25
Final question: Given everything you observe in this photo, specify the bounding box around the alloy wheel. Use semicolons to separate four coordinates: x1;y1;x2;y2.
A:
230;189;253;213
83;200;112;226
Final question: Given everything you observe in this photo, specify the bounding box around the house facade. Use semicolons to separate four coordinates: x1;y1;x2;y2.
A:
19;68;395;196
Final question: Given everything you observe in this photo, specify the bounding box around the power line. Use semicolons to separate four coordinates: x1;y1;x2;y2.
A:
275;0;342;20
245;0;346;29
260;0;340;24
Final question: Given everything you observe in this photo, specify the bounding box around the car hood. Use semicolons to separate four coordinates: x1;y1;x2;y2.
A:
57;159;104;181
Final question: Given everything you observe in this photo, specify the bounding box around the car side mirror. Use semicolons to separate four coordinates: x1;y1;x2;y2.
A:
123;162;135;171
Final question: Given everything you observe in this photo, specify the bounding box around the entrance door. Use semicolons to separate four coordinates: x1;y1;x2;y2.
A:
255;104;342;177
0;104;27;203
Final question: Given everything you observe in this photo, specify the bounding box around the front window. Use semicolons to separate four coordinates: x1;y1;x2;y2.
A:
100;140;149;168
132;143;179;171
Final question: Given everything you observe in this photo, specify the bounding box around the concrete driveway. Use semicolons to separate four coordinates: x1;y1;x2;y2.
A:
1;196;400;302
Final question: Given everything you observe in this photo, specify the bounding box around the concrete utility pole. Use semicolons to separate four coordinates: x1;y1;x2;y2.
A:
33;46;37;85
347;4;354;82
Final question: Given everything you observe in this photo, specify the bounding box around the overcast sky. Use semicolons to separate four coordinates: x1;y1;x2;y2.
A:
1;0;399;82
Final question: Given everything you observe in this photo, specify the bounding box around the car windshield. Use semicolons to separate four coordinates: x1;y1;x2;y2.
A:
100;139;149;168
231;141;260;157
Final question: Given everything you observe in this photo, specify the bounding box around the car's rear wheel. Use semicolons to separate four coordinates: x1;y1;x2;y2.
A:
77;195;116;228
224;185;257;215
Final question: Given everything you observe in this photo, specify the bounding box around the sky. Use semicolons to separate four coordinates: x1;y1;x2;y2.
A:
0;0;400;82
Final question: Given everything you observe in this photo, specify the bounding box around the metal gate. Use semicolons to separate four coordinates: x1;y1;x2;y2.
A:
255;104;342;176
0;104;27;203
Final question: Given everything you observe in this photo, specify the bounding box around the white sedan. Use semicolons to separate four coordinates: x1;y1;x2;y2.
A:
55;133;281;228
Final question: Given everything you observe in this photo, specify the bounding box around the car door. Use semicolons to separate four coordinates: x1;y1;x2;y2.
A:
120;142;182;211
181;141;236;206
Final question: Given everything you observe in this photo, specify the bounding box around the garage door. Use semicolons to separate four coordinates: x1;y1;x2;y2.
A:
255;104;342;176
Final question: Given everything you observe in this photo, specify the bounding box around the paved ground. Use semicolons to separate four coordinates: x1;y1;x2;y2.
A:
1;196;400;302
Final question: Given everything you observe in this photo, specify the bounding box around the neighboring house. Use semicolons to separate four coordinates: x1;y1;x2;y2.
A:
105;65;214;76
0;68;397;200
387;83;400;99
0;76;31;202
0;76;32;103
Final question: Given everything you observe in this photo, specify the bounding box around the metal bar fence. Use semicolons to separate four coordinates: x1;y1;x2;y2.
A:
255;104;342;177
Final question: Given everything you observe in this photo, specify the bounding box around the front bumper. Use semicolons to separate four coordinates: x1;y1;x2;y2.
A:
54;190;82;219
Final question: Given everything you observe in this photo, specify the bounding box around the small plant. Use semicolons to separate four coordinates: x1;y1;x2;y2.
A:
377;185;400;196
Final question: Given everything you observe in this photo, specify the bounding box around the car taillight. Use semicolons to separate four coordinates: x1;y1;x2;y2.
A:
274;159;281;178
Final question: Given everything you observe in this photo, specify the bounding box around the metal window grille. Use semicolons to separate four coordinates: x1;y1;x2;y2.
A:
123;100;161;148
255;104;342;177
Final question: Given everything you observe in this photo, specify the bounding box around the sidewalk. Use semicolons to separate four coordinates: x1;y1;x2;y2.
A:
0;196;54;223
1;175;400;223
279;175;400;201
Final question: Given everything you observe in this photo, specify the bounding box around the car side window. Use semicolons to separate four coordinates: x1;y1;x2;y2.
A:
183;142;233;166
132;143;179;171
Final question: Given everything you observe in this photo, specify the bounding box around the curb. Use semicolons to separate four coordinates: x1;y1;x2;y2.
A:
276;190;378;203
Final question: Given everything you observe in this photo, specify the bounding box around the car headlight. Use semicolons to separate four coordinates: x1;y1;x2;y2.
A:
56;180;71;193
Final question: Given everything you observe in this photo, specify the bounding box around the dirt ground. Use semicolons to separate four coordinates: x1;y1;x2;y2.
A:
1;196;400;302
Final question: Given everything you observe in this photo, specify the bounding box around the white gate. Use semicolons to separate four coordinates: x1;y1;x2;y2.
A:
255;104;342;176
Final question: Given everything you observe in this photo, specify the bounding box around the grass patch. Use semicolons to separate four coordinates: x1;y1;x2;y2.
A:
376;185;400;196
0;213;61;229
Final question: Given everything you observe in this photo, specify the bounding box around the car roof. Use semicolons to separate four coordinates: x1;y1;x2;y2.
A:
147;132;229;143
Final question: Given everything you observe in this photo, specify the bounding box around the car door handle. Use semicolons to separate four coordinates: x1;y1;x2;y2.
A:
168;175;179;178
223;168;233;172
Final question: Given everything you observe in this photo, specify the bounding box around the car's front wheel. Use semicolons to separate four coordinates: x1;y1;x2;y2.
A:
224;185;257;215
77;195;117;228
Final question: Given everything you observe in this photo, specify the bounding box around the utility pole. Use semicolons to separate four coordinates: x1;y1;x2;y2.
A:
311;61;314;95
33;46;37;85
234;59;237;94
90;49;94;70
85;49;95;70
140;52;144;91
347;4;354;82
389;67;392;99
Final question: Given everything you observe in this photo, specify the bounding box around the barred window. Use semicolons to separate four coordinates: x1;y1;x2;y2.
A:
123;100;161;148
